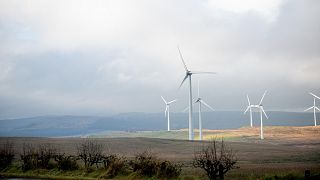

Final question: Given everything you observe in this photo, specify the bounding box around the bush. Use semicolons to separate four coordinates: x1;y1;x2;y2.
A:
54;153;78;171
102;154;128;179
0;140;15;169
20;143;38;171
130;150;182;179
130;150;159;177
157;160;182;179
20;143;56;171
37;144;56;169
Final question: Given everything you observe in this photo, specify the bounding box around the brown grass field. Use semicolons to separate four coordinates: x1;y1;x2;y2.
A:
1;126;320;179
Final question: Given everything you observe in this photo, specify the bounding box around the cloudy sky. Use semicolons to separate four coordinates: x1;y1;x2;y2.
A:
0;0;319;118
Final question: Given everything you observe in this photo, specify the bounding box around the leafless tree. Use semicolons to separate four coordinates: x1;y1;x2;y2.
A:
76;139;104;169
193;139;238;180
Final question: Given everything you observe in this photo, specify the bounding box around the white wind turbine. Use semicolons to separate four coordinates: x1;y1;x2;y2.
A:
195;81;214;141
244;91;268;139
178;47;216;140
161;96;177;131
244;95;254;127
304;92;320;126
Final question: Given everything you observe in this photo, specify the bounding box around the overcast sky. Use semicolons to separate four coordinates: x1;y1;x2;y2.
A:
0;0;319;118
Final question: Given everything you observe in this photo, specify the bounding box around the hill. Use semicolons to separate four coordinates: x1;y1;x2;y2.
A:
0;111;318;137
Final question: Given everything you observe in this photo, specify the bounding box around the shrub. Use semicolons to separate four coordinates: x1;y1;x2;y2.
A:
102;154;117;169
130;150;182;179
37;144;56;169
20;143;56;171
157;160;182;179
20;143;38;171
130;150;159;177
102;155;128;179
0;140;15;169
54;153;78;171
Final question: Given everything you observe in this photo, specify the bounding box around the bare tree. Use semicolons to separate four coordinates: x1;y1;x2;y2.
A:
193;139;238;180
77;139;104;169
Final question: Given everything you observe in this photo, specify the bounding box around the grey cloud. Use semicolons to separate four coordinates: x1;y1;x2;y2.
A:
0;0;319;118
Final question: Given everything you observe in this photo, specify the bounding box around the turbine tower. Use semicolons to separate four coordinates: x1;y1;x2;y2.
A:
244;91;268;139
178;47;216;140
304;92;320;126
195;81;214;141
161;96;177;131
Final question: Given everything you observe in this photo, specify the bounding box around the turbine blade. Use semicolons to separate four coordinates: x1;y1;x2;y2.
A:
161;96;167;104
247;95;251;105
316;107;320;111
304;106;314;112
201;100;215;111
259;90;267;105
310;92;320;100
182;107;189;112
191;71;216;74
177;46;188;71
198;80;200;97
261;107;268;119
168;99;177;104
244;106;250;114
179;74;188;88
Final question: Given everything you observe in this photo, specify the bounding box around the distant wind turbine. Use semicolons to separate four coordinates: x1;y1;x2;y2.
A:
161;96;177;131
178;47;216;140
244;91;268;139
304;92;320;126
195;81;214;141
244;95;253;127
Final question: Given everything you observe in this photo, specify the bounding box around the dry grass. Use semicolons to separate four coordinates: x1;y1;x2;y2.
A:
202;126;320;141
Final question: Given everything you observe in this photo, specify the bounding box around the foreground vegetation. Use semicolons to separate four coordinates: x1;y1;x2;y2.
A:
0;139;240;180
1;141;183;179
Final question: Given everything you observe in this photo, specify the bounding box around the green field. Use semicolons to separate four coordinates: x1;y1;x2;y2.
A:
1;126;320;179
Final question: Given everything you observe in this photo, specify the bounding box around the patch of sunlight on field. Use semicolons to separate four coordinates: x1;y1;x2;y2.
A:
91;126;320;142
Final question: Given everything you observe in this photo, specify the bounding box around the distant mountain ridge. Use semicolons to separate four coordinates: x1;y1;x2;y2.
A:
0;111;317;137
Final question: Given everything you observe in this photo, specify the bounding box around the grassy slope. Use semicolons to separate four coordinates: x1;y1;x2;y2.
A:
1;126;320;179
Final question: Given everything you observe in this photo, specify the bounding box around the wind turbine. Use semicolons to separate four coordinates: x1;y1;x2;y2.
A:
244;95;253;127
161;96;177;131
304;92;320;126
178;47;216;140
244;91;268;139
195;81;214;141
